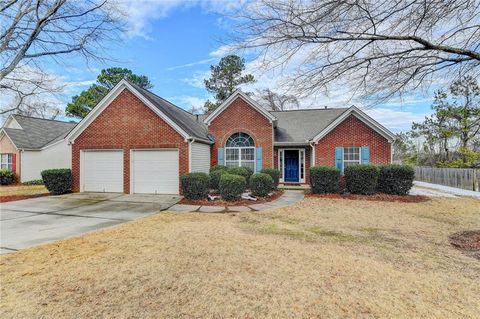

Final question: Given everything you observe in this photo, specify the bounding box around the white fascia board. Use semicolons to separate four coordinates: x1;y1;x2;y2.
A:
312;106;395;143
67;79;191;143
203;90;276;125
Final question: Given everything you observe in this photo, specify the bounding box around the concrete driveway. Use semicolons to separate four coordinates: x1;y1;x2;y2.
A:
0;193;181;254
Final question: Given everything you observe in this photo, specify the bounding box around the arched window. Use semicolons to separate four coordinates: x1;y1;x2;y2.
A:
225;132;255;170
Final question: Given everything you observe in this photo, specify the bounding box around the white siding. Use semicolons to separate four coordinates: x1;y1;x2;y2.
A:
190;142;210;173
20;140;71;182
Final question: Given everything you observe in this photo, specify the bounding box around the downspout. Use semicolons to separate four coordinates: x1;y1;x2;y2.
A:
188;138;195;173
309;140;316;167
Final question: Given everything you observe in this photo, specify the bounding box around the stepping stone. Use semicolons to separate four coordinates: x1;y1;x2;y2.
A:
168;204;200;212
227;206;251;212
199;206;226;213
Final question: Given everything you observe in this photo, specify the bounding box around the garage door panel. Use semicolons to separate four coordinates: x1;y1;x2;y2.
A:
82;151;123;193
132;150;179;194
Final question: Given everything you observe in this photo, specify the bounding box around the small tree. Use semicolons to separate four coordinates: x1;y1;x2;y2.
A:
66;68;153;118
204;55;255;113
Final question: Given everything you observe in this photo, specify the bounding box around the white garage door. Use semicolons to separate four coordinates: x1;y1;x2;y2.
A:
131;149;179;194
82;150;123;192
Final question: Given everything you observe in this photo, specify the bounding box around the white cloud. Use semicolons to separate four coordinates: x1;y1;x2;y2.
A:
170;95;209;112
114;0;246;39
183;70;210;89
364;108;430;132
167;58;216;71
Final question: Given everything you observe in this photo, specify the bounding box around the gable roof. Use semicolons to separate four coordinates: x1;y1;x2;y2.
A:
1;115;76;150
203;90;277;125
272;108;349;144
67;79;212;144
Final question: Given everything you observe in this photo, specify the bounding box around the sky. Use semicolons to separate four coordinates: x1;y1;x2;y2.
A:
43;0;434;132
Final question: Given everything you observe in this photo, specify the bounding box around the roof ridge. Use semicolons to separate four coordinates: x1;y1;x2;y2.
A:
13;114;76;124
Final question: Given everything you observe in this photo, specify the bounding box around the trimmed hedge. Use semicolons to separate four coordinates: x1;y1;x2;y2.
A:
210;165;228;173
219;173;246;201
250;173;274;197
310;166;340;194
23;179;44;185
181;172;210;200
260;168;280;189
227;166;253;184
345;164;379;195
0;169;17;185
377;164;415;195
41;169;72;194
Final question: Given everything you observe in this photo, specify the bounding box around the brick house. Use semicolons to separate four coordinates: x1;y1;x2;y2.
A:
67;79;395;194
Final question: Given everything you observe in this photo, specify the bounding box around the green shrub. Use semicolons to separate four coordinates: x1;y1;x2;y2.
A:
377;164;415;195
344;164;379;195
0;169;17;185
260;168;280;189
310;166;340;193
210;165;228;173
181;172;210;200
219;173;246;201
250;173;274;197
23;179;44;185
41;169;72;195
227;166;253;184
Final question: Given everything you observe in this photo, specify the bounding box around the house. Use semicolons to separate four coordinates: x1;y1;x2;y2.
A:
67;79;395;194
0;115;76;182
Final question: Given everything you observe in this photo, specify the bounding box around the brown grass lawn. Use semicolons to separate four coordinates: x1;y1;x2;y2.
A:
1;197;479;318
0;185;47;196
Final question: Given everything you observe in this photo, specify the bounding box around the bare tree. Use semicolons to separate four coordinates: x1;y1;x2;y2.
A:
256;89;299;110
0;0;124;116
234;0;480;103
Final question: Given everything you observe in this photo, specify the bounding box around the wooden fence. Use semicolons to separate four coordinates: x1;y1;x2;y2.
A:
414;166;479;192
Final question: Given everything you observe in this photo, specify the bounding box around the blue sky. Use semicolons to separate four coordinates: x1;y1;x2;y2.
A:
53;1;434;132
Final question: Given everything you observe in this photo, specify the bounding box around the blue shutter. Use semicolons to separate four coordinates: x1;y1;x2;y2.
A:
361;146;370;164
255;147;263;172
335;147;344;174
218;148;225;166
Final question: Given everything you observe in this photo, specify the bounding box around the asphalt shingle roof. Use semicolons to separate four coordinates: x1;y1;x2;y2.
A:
128;81;211;142
2;115;76;149
271;108;349;143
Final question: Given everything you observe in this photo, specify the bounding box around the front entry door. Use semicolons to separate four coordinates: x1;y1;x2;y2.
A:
284;150;299;182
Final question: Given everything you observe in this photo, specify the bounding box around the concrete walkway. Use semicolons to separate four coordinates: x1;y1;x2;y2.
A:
410;181;480;198
169;190;305;213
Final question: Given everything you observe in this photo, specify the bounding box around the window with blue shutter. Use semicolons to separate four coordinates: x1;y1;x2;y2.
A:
218;148;225;166
361;146;370;164
335;147;343;174
255;147;263;172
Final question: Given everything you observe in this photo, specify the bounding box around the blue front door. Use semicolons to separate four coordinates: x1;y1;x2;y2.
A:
284;150;299;182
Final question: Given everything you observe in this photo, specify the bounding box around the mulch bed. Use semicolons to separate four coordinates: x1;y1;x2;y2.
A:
449;230;480;260
179;190;284;206
0;193;50;203
306;193;429;203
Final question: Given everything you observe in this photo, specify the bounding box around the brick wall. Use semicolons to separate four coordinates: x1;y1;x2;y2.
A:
315;115;391;166
209;96;274;169
72;89;189;193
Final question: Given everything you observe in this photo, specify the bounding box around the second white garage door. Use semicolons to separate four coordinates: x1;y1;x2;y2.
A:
131;149;179;194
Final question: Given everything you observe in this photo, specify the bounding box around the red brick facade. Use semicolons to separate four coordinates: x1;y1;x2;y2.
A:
314;115;391;166
209;96;274;169
72;89;189;193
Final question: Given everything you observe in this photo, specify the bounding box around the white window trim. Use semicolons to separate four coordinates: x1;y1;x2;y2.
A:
225;146;256;171
343;147;361;168
278;148;305;184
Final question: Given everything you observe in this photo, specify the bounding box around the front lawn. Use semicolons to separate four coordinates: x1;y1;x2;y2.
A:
0;185;48;202
1;197;479;318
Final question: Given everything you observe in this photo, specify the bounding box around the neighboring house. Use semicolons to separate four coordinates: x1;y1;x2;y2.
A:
0;115;76;182
67;79;395;195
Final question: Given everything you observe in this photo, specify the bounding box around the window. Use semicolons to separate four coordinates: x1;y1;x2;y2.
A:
343;147;360;168
225;132;255;171
1;153;13;170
